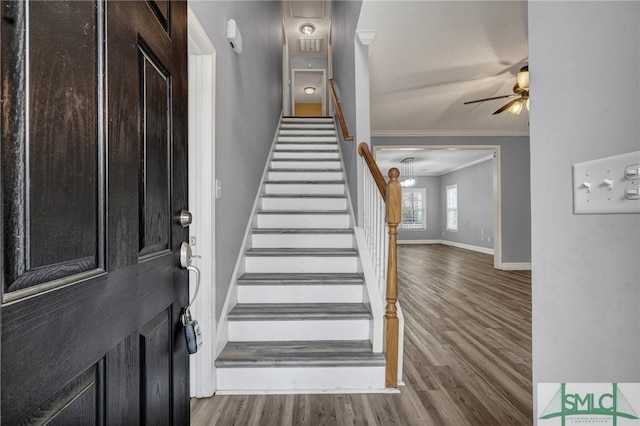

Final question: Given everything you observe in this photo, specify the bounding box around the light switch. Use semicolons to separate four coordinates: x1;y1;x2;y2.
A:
215;179;222;199
573;151;640;214
626;185;640;200
625;165;640;180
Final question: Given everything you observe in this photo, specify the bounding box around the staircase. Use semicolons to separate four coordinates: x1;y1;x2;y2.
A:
215;117;385;392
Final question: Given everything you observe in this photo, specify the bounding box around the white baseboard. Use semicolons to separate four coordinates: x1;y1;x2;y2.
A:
500;262;532;271
441;240;494;255
397;239;441;245
398;239;494;255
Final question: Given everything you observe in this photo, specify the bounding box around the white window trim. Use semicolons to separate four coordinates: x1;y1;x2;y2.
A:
401;187;427;230
446;184;458;232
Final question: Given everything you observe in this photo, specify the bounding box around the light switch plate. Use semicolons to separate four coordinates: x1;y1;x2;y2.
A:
573;151;640;214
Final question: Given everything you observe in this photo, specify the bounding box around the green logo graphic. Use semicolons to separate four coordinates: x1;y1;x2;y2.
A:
540;383;639;426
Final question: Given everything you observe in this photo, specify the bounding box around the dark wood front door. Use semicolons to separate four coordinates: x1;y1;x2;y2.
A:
1;0;189;423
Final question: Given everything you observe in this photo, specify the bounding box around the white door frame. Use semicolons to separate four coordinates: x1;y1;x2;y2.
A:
188;7;216;398
291;68;326;116
374;145;503;270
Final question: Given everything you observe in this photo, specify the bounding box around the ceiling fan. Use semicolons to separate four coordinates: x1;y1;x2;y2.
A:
464;66;529;115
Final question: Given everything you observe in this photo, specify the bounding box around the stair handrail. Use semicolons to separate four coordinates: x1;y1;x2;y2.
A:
357;142;401;388
329;79;354;142
358;143;387;201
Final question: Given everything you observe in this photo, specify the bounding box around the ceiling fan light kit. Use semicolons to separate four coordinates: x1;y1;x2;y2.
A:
465;65;530;116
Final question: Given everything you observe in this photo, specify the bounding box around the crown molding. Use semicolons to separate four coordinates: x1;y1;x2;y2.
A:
356;30;378;46
371;130;530;138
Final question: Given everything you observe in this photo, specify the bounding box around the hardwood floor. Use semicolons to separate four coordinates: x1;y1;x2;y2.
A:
191;244;532;425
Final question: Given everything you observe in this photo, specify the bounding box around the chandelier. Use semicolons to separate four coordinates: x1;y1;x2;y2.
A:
400;157;415;187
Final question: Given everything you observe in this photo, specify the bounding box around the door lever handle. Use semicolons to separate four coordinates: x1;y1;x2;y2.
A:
180;242;201;307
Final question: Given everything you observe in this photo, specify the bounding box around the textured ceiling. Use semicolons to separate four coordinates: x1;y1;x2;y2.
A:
357;0;530;136
375;147;495;177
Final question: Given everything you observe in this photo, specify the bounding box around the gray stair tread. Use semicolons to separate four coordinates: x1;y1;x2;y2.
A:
271;158;338;161
245;248;358;256
274;149;338;154
261;194;346;198
252;228;354;234
256;210;350;215
215;341;384;368
228;303;371;320
237;272;364;285
277;141;337;143
264;180;345;184
268;168;342;172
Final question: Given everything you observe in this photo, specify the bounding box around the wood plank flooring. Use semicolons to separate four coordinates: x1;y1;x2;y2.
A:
191;244;532;425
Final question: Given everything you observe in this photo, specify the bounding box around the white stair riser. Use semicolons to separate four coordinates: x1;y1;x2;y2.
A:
261;197;347;211
278;136;337;143
251;233;354;249
256;214;351;229
228;319;370;341
245;256;358;273
275;143;337;151
273;151;339;160
282;118;333;123
264;183;345;195
267;171;343;181
237;284;363;303
270;161;341;169
279;130;336;136
216;366;385;392
281;123;335;129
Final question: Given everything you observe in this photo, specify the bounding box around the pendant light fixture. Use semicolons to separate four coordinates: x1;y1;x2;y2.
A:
400;157;415;187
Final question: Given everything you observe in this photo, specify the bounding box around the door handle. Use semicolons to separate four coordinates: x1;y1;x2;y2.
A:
178;209;193;227
180;241;203;354
180;242;201;304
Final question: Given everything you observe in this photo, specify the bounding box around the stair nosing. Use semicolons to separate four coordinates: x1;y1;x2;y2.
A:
227;303;372;321
264;180;345;185
256;210;350;215
252;228;354;234
215;340;384;368
261;194;347;199
245;248;358;257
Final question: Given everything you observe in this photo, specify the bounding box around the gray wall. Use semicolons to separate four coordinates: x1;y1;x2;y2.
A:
529;0;640;405
398;160;494;249
440;159;494;250
373;136;531;263
398;176;442;241
290;56;327;70
331;0;363;216
190;1;283;320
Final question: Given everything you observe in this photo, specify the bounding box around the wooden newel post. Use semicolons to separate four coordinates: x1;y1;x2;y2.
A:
385;167;401;388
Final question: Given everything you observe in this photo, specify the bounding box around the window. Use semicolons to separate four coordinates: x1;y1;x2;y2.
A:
401;187;426;230
446;184;458;231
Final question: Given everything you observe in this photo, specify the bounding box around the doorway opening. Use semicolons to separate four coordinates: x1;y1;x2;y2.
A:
291;69;326;117
188;8;216;397
374;145;503;269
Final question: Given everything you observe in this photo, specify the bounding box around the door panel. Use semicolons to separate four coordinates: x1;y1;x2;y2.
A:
3;0;103;295
23;364;102;426
139;50;172;258
140;310;172;424
1;0;189;424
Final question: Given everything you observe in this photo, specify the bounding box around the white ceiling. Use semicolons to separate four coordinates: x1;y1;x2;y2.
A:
283;0;331;58
357;0;530;136
375;147;495;177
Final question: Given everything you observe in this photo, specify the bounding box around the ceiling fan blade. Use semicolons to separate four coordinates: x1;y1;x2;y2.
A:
463;94;517;105
492;98;521;115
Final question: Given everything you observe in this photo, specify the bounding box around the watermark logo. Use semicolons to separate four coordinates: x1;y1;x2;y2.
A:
538;383;640;425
